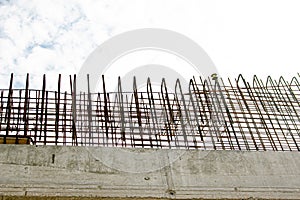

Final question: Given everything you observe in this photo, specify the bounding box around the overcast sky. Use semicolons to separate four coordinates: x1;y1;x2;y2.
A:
0;0;299;91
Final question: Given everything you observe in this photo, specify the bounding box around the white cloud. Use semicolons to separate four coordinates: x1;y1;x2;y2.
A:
0;0;300;90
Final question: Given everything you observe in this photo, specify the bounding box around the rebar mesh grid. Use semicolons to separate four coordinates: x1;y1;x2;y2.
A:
0;73;299;151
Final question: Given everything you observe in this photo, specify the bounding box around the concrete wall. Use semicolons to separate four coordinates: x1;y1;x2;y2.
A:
0;145;299;199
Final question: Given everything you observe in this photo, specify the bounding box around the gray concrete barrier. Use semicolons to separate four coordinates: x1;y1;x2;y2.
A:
0;145;299;199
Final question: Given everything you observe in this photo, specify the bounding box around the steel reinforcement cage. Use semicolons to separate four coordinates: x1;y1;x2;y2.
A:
0;73;299;151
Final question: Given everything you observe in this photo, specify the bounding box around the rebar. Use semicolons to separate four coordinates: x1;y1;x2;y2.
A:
0;73;299;151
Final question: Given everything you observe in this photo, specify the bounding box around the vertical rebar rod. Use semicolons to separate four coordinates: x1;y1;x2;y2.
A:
228;78;250;150
55;74;61;145
23;73;29;136
133;77;144;148
118;77;126;142
189;79;204;143
39;74;46;140
87;74;92;146
202;79;217;150
214;78;235;150
102;75;109;139
175;79;188;148
5;73;14;144
43;91;48;145
161;78;173;148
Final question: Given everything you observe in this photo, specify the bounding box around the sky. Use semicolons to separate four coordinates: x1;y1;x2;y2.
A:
0;0;300;91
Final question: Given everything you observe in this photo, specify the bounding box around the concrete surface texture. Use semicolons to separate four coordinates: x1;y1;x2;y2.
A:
0;145;299;199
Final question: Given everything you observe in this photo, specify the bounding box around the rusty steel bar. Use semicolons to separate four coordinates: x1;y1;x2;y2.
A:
4;73;14;144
